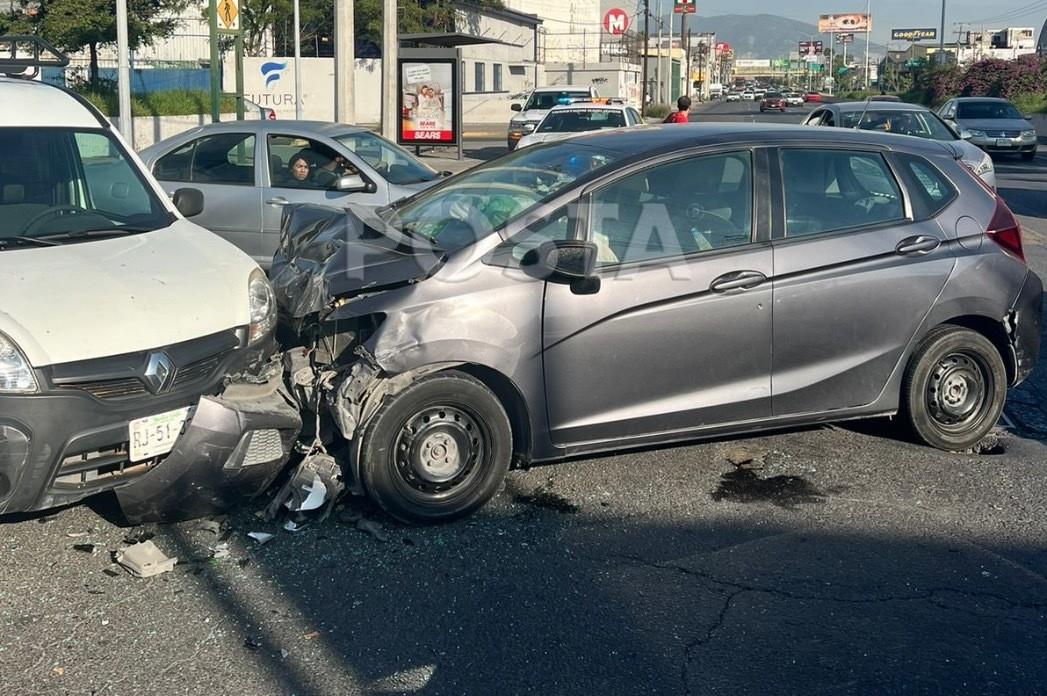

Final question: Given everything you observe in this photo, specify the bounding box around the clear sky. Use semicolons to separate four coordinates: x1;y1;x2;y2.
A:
686;1;1047;44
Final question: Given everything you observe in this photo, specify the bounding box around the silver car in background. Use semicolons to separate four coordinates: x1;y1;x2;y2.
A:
938;97;1038;160
803;101;997;188
271;124;1041;524
516;102;644;149
139;121;442;266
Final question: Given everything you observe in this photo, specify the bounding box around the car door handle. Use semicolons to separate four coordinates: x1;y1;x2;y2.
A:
896;235;941;255
266;197;289;206
710;270;767;293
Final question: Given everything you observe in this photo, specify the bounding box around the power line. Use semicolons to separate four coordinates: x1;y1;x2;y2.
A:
960;0;1047;27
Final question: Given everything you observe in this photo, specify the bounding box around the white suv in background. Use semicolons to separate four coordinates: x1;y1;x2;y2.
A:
508;85;599;150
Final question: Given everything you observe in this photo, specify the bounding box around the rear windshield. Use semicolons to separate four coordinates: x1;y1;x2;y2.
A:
957;101;1023;120
839;109;956;141
765;92;783;99
0;128;172;246
524;91;592;110
538;109;626;133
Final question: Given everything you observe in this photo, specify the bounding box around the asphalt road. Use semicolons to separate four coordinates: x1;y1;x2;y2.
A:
3;104;1047;696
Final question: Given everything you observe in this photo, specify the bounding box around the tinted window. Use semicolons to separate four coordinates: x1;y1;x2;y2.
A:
839;109;956;140
765;92;783;99
956;101;1023;120
538;109;626;133
268;134;356;190
589;152;753;267
157;132;255;185
781;149;904;237
897;154;957;217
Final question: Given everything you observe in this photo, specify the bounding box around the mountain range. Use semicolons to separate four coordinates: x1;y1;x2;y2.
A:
663;14;888;60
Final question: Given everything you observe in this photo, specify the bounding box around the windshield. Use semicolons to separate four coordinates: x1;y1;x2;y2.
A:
334;131;437;185
956;101;1024;120
385;142;621;251
524;91;592;111
765;92;783;99
840;109;956;141
538;109;626;133
0;128;173;246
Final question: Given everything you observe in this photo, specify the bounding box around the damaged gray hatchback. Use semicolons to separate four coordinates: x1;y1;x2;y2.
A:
272;124;1041;523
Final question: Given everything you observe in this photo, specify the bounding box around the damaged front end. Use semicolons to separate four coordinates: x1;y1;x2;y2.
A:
269;203;456;498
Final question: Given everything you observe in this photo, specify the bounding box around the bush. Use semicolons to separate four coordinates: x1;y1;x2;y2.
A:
78;88;239;116
1011;92;1047;115
646;103;671;120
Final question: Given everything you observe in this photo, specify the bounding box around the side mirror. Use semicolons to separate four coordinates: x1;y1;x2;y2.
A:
1024;114;1033;121
531;239;598;283
172;187;204;217
511;103;523;112
336;173;370;193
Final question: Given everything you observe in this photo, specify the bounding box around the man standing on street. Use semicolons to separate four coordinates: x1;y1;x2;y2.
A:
664;95;691;123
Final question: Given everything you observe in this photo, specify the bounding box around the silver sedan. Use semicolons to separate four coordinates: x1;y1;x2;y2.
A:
139;121;443;266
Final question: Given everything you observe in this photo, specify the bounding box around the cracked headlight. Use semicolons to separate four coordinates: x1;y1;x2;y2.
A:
248;269;276;344
0;332;37;394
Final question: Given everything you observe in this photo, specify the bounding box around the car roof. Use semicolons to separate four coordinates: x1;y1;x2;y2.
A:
953;97;1009;103
0;77;102;128
831;101;934;113
533;86;593;93
558;122;953;160
169;119;371;138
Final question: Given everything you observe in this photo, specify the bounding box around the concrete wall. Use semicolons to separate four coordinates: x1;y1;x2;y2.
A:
112;114;239;152
545;62;642;107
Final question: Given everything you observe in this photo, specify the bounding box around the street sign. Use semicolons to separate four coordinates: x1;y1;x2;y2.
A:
217;0;239;32
602;8;629;35
891;28;937;42
836;33;854;45
673;0;695;14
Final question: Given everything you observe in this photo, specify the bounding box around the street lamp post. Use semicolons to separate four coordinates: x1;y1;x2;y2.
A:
938;0;947;64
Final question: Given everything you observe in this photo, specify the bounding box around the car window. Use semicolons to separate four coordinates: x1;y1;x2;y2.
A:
956;101;1023;120
781;149;904;237
155;132;255;186
486;205;576;267
822;111;835;127
805;110;825;126
334;131;437;185
628;108;642;125
589;152;753;267
896;154;957;217
839;110;956;141
538;109;626;133
0;127;172;241
268;134;356;190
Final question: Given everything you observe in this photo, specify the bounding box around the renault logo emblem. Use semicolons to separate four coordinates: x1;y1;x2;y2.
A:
143;352;175;394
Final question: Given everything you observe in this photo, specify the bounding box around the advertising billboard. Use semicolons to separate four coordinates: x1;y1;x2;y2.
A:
891;28;938;42
818;13;871;33
836;33;854;44
603;8;629;35
799;40;824;56
399;59;457;145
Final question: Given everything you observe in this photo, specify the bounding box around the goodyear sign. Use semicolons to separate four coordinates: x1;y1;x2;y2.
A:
891;28;937;42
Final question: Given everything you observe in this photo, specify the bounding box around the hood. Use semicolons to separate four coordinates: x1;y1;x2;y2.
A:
0;221;258;367
955;118;1033;132
270;203;446;318
512;109;549;126
517;132;577;148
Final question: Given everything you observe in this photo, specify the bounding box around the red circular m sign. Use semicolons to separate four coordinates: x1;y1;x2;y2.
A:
603;8;630;35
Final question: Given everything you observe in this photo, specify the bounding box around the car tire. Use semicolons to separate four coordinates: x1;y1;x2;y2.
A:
359;370;512;524
901;325;1006;451
1021;149;1036;161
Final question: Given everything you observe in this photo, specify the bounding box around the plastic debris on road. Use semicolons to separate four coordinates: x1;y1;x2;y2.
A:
247;531;275;545
115;540;177;578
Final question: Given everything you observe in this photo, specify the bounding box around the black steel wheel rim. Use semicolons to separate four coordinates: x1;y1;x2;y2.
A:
393;405;487;496
926;350;991;432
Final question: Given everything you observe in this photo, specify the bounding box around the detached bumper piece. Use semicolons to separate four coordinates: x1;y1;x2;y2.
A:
112;374;302;523
1008;270;1043;386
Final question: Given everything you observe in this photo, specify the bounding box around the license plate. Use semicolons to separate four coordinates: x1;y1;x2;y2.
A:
996;138;1015;147
129;407;191;462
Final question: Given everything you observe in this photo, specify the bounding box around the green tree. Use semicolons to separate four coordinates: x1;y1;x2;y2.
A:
0;0;190;81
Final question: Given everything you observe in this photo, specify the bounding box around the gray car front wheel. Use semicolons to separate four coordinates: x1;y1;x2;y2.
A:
359;371;512;523
902;326;1006;451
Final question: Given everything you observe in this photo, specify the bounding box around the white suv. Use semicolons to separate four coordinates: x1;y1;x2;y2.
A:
508;86;599;150
0;38;300;522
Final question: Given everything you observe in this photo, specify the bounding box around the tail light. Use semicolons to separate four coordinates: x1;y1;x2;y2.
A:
958;160;1025;263
986;197;1025;262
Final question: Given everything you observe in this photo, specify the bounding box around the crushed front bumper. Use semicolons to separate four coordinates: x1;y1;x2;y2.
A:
0;367;301;521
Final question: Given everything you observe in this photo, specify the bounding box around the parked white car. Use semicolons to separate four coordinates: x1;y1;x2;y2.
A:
516;102;644;149
0;37;300;521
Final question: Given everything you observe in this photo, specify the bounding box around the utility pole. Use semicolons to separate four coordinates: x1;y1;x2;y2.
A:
208;0;220;122
682;13;689;98
334;0;355;123
938;0;946;65
382;0;397;140
293;0;302;118
667;11;673;103
641;0;650;116
116;0;132;140
864;0;871;88
656;0;662;104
